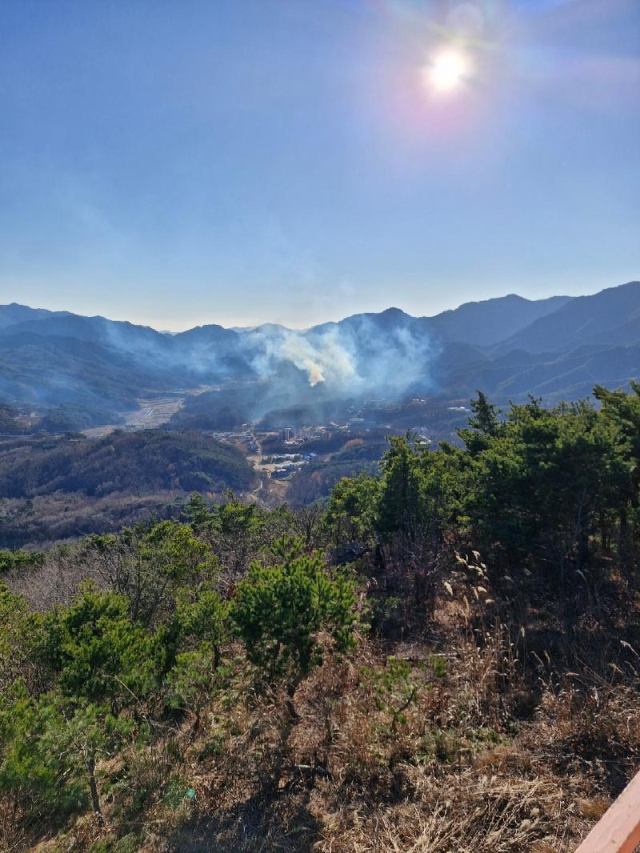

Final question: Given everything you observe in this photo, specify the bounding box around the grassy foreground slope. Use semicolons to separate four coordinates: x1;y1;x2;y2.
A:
2;387;640;851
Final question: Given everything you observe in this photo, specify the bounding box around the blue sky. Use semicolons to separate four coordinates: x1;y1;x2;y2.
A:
0;0;638;330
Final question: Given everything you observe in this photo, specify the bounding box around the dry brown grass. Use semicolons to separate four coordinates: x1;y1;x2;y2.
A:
113;628;631;853
6;579;640;852
313;769;572;852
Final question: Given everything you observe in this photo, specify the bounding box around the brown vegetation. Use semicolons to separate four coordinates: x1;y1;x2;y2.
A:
3;548;639;852
4;389;640;852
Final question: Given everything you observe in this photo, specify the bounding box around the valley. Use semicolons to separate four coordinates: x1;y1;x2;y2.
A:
2;4;636;848
1;281;639;547
82;387;216;438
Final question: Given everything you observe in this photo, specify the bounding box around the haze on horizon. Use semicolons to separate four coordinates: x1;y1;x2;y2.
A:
1;0;638;332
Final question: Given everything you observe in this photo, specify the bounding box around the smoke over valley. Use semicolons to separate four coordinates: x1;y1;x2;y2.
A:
2;281;639;543
1;282;640;433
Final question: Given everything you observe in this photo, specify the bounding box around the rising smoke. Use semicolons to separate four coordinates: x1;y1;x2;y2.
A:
242;309;438;399
0;303;440;423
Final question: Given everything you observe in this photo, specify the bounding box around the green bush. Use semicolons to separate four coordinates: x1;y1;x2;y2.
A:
231;538;357;695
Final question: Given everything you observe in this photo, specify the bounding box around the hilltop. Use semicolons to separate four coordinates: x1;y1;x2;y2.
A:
3;389;640;851
0;430;257;547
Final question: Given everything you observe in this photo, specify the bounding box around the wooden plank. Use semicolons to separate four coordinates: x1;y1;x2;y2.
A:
576;769;640;853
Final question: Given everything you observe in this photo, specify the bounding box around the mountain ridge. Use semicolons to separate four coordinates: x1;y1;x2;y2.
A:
0;290;575;344
0;282;638;426
493;281;640;355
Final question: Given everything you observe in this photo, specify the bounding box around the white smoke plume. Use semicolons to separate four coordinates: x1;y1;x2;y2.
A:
243;310;438;398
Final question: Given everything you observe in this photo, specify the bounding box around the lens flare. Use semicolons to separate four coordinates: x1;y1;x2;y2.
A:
425;48;472;93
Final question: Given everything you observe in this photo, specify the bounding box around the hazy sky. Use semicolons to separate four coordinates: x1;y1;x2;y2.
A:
1;0;638;330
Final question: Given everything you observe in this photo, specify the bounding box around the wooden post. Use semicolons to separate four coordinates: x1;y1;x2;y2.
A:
576;770;640;853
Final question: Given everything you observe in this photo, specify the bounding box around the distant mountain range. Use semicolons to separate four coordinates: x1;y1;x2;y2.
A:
0;281;639;427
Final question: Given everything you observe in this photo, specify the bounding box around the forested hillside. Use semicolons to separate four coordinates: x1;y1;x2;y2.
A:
0;431;257;547
3;385;640;851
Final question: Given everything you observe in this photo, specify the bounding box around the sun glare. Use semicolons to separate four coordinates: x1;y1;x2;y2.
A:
425;48;472;94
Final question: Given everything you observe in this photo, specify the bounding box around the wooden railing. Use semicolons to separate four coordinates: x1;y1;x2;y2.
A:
576;769;640;852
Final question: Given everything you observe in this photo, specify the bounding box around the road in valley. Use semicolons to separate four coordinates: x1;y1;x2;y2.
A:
82;387;215;438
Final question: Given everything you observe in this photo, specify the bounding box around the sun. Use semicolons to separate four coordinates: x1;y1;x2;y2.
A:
425;47;472;94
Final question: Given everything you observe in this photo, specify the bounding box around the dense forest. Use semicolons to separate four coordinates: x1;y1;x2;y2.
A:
0;431;257;548
0;431;256;499
3;385;640;851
